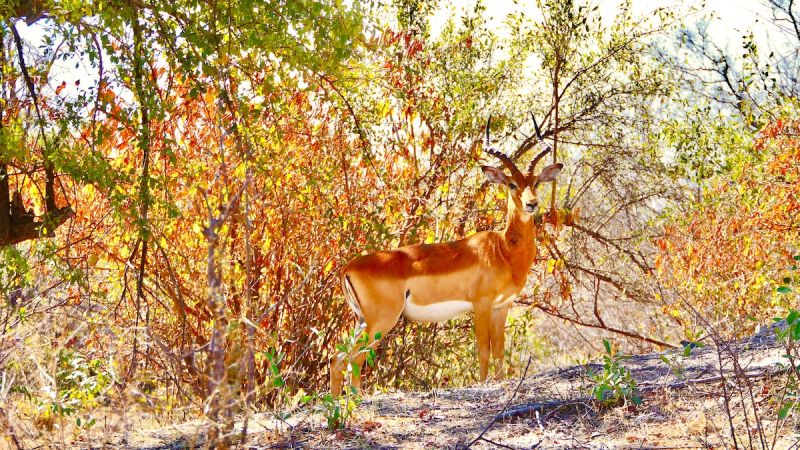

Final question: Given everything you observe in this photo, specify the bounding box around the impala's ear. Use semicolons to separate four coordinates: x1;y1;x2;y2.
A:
537;163;563;182
481;166;509;185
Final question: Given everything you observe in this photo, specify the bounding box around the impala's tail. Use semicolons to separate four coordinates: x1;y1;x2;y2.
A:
342;273;366;325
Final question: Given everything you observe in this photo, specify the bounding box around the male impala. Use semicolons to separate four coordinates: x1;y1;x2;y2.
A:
330;118;562;395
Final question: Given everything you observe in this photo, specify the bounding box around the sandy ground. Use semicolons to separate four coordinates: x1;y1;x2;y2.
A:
70;323;800;449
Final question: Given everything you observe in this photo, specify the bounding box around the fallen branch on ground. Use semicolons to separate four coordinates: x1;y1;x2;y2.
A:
498;368;786;421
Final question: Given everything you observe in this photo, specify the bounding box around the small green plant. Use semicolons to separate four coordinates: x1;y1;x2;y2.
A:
319;328;381;430
679;328;706;357
35;349;114;430
263;347;286;389
775;309;799;420
658;353;685;379
261;345;299;421
658;330;707;379
588;339;642;407
775;255;800;420
318;390;359;431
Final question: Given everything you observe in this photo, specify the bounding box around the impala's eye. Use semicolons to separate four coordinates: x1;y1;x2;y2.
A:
509;182;518;190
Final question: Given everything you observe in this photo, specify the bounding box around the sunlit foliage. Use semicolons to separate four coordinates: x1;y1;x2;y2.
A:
657;117;800;333
1;0;799;446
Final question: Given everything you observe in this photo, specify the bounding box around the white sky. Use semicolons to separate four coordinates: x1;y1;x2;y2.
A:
430;0;792;51
12;0;794;99
18;0;791;52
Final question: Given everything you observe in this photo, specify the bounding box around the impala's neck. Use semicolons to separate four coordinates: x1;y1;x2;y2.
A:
503;202;534;249
502;199;538;285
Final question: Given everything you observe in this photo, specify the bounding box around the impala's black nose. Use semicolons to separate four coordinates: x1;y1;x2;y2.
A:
525;202;537;213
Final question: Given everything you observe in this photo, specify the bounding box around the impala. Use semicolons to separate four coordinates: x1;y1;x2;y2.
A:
330;117;562;395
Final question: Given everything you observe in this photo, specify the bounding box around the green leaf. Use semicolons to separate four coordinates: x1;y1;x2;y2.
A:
594;385;608;401
777;286;793;294
603;339;612;355
778;402;792;420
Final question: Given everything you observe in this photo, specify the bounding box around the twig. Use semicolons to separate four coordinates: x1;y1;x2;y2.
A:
477;437;518;449
460;356;533;449
0;406;23;450
255;263;318;324
531;303;677;349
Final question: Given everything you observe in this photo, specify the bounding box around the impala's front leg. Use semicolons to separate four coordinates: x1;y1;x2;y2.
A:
491;304;510;380
474;305;492;382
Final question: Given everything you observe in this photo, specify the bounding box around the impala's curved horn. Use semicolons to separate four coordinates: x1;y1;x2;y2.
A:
527;112;552;176
484;115;524;181
527;148;551;177
531;111;543;141
485;116;492;147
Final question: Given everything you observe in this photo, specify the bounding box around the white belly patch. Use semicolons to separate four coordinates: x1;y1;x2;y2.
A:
402;291;473;323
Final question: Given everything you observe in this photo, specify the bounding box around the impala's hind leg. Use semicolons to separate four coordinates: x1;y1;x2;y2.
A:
331;315;400;396
330;320;365;397
331;277;403;396
330;356;345;396
346;319;395;392
474;303;493;382
490;305;510;380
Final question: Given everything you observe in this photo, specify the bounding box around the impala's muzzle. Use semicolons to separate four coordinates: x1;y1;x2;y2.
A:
524;202;538;214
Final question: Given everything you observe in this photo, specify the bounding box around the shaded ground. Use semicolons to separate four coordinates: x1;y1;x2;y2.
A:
91;324;799;449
